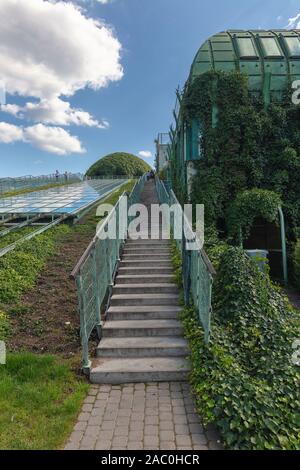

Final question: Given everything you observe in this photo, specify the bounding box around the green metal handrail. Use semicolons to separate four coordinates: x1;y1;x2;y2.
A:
71;175;147;373
155;177;215;342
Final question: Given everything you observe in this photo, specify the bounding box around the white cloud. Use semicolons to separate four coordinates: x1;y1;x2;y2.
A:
24;124;85;155
0;122;23;143
286;13;300;28
0;0;122;130
0;121;85;155
2;98;109;129
139;150;153;158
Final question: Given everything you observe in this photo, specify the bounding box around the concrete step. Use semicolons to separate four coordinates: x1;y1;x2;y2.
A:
122;253;171;262
90;357;190;384
122;253;171;260
106;305;181;321
110;294;179;306
113;283;178;295
97;337;188;358
126;240;170;246
102;319;182;337
123;248;170;254
117;275;175;284
120;260;172;268
118;266;174;275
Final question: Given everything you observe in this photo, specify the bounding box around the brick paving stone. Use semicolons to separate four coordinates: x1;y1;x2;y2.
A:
176;435;192;447
160;430;175;441
82;404;94;413
160;412;173;421
84;396;96;404
174;414;188;424
173;406;186;415
175;424;189;435
114;426;129;437
127;442;143;450
95;440;111;450
74;421;87;431
77;412;90;422
189;422;204;434
160;421;173;431
144;437;159;447
145;415;159;425
187;413;201;424
112;437;128;447
191;433;208;446
65;383;222;451
144;425;159;436
101;420;116;431
160;442;176;450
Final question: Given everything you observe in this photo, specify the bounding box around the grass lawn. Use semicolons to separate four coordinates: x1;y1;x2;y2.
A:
0;353;88;450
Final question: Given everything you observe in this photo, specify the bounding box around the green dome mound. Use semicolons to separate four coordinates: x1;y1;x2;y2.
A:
86;152;151;178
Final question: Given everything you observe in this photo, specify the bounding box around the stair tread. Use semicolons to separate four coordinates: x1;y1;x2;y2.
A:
120;259;171;262
107;306;182;313
91;357;190;374
117;275;174;278
114;283;177;288
98;337;188;349
103;319;181;329
110;294;179;300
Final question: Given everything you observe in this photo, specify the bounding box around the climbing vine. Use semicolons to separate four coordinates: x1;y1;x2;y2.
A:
180;70;300;241
227;188;282;242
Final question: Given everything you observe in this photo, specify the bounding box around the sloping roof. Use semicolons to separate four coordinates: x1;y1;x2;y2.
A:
190;30;300;99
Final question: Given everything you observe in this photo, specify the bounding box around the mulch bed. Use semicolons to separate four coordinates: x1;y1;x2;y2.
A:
8;227;97;357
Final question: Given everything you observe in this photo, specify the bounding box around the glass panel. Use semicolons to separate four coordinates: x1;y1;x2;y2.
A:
236;38;258;59
260;37;283;58
285;37;300;58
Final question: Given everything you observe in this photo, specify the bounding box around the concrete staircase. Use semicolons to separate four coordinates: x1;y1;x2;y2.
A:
90;238;190;384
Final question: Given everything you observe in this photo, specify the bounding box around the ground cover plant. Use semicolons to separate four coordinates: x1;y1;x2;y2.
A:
172;243;300;450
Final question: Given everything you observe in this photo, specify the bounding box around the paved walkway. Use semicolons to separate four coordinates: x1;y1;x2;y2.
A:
65;382;222;450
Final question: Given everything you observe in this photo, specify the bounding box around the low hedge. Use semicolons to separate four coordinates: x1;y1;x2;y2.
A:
179;246;300;450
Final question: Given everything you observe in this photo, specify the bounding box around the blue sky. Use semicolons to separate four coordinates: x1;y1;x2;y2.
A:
0;0;299;177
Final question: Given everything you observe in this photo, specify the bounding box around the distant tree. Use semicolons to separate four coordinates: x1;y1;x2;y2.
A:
86;152;151;178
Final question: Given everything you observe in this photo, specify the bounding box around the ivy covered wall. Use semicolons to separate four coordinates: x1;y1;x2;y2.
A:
173;70;300;243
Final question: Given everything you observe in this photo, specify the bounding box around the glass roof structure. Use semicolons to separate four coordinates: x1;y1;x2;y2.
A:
0;179;127;216
190;29;300;102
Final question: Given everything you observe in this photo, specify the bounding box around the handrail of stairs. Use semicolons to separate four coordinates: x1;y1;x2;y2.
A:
71;174;147;373
155;177;215;342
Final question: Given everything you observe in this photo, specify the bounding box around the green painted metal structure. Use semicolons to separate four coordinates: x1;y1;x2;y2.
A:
165;30;294;282
167;29;300;186
71;175;147;373
155;178;216;342
191;30;300;103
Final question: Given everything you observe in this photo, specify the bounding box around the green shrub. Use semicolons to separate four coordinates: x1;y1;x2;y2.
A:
180;246;300;450
227;189;282;242
294;240;300;291
86;152;151;178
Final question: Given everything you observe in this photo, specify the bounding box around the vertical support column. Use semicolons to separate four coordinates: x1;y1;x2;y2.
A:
91;247;102;339
76;274;91;375
278;206;288;286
